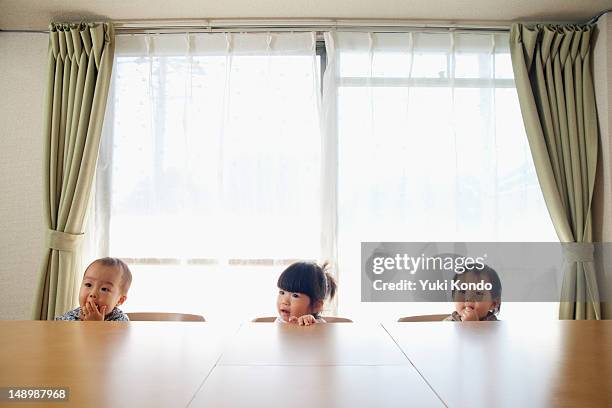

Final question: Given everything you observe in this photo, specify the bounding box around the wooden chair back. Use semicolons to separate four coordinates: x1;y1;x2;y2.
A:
127;312;205;322
397;314;449;322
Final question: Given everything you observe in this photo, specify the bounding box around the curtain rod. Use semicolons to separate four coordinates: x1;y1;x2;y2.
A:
0;18;510;34
2;12;610;35
587;8;612;24
110;19;511;34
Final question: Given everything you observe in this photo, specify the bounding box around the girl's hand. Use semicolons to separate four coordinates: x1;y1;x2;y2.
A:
79;301;107;321
460;307;478;321
297;314;317;326
288;315;318;326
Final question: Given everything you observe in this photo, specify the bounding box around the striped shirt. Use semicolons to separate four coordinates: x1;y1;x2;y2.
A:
54;307;129;321
443;311;498;321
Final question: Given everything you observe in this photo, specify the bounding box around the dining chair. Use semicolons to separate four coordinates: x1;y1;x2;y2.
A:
126;312;205;322
397;314;449;322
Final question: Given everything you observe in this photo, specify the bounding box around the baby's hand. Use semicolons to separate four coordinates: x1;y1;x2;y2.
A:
79;300;107;321
297;314;317;326
460;307;478;321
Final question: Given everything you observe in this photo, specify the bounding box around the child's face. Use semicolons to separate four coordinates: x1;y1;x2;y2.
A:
453;273;499;320
276;289;322;322
79;263;127;317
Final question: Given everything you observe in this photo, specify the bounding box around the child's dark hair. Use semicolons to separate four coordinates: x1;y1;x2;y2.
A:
85;257;132;294
452;263;502;314
277;262;337;317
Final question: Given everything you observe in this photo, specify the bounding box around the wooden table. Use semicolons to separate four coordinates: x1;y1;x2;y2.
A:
217;322;408;365
0;321;238;408
192;323;441;407
383;321;612;408
1;321;610;407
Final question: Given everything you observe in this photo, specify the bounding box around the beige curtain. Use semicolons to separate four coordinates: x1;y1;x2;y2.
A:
32;22;115;320
510;23;601;320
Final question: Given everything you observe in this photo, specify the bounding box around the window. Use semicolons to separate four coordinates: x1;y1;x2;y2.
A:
324;32;557;320
92;31;557;322
95;33;323;321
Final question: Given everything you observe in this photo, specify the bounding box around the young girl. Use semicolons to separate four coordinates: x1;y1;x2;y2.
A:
444;263;502;322
276;261;337;325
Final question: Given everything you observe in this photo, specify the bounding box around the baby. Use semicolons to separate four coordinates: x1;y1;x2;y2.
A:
55;257;132;321
276;261;337;325
444;263;501;321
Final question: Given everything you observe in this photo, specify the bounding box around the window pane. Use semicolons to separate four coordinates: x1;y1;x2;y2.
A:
108;47;320;261
332;31;556;321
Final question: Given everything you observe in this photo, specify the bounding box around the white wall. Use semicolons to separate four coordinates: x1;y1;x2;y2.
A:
593;13;612;319
0;33;48;319
594;13;612;242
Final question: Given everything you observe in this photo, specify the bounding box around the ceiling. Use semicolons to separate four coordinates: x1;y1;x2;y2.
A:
1;0;611;31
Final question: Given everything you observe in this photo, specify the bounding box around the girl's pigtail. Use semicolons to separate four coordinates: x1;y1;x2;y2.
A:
324;271;337;301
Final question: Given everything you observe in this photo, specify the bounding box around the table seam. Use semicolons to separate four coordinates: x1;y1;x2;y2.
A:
185;323;244;408
381;323;449;408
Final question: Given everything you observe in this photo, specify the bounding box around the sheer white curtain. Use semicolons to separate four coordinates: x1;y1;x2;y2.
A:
92;30;560;323
95;32;322;321
322;32;558;321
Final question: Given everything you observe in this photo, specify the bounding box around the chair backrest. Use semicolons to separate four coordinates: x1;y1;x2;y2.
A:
325;316;353;323
127;312;205;322
251;316;277;322
397;314;449;322
252;316;352;323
